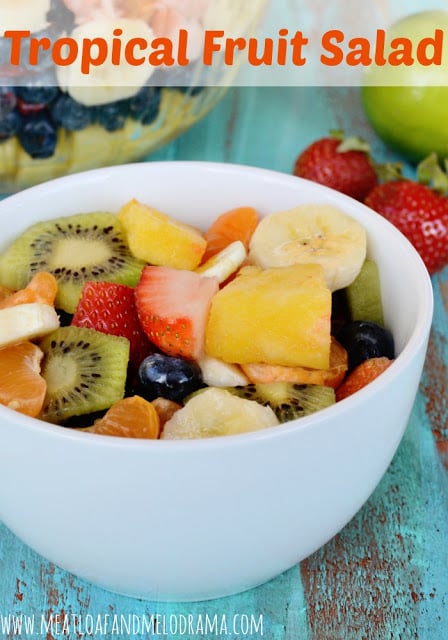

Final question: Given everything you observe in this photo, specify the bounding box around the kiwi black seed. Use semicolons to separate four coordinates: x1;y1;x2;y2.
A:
0;212;145;313
226;382;336;423
39;326;130;424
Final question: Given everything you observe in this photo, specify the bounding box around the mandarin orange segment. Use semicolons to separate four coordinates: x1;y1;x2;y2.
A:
84;396;160;438
0;272;58;310
151;397;182;428
241;337;348;389
336;357;393;401
0;341;47;417
0;285;14;302
201;206;259;263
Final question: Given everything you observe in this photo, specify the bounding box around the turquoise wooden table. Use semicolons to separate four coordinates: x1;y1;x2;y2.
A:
0;84;447;639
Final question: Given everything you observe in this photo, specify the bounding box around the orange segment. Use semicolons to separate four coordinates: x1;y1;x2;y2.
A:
84;396;160;438
0;285;14;302
241;337;348;389
151;397;182;428
0;341;47;417
0;272;58;309
336;357;393;401
202;206;259;263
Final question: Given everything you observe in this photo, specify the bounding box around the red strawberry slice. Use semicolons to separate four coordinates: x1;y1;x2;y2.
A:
135;266;219;360
71;281;153;369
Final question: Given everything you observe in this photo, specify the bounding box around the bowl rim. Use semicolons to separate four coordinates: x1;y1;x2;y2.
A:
0;160;435;451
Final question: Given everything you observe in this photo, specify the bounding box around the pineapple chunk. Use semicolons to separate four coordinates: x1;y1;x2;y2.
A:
118;198;206;270
205;264;331;370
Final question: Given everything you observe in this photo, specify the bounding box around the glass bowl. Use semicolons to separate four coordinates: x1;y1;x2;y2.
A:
0;0;267;193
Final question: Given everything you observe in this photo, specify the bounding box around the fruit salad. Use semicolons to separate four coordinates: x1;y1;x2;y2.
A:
0;199;396;439
0;0;266;192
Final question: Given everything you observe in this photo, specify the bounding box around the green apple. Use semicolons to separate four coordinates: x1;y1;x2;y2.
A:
361;10;448;164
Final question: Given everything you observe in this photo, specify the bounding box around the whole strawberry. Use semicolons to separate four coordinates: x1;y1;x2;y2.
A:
365;176;448;275
293;132;379;201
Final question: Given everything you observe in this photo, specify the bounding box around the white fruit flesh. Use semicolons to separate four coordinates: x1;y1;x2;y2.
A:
198;355;249;387
0;303;60;348
161;387;279;439
56;18;155;106
249;204;367;291
196;241;246;283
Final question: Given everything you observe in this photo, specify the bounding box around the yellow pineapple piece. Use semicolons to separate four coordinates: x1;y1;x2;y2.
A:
118;198;206;270
205;264;331;369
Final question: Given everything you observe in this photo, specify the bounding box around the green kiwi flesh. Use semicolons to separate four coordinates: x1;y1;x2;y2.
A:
0;212;145;313
225;382;336;423
345;259;385;326
39;326;130;424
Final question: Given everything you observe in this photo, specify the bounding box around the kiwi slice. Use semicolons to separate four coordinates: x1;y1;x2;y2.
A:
0;212;145;313
345;259;385;327
39;326;130;424
226;382;336;423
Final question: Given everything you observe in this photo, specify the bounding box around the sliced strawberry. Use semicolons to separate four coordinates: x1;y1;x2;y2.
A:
135;266;219;360
71;281;153;369
336;356;393;401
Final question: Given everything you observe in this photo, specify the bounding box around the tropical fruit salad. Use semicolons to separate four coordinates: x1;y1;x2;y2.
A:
0;200;395;439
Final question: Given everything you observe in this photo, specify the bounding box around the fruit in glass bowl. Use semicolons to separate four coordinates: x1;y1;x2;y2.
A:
0;0;267;193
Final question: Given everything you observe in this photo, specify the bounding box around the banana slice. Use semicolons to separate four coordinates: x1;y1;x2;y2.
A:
198;355;249;387
196;241;246;283
0;0;50;33
0;303;60;348
56;18;155;106
248;204;367;291
161;387;279;439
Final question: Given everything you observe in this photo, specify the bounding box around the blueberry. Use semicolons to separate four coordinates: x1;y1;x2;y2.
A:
129;86;161;125
51;94;94;131
16;85;59;105
96;100;127;132
0;87;16;118
337;320;395;371
152;64;205;96
0;110;21;139
137;353;204;403
17;112;57;158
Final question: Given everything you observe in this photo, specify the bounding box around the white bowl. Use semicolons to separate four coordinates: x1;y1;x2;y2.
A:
0;162;433;601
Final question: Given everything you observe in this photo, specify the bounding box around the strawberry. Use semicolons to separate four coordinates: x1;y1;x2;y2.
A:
364;178;448;275
336;357;393;402
293;132;379;201
135;266;219;360
71;281;153;369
